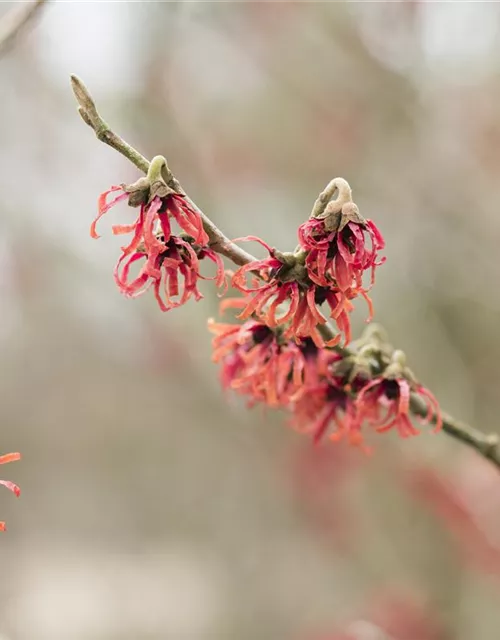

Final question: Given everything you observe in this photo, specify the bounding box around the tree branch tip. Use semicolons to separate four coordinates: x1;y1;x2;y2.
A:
70;74;96;114
77;106;93;128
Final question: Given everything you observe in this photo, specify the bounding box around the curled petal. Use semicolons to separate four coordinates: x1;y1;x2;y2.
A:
0;480;20;497
204;251;227;290
416;385;443;433
168;195;209;246
334;252;352;291
306;287;327;324
231;235;275;254
231;259;281;293
367;218;385;252
237;287;275;320
397;379;411;417
91;187;128;239
119;208;145;257
111;223;137;236
273;284;301;326
0;449;21;532
265;285;290;327
0;452;21;465
219;297;248;314
359;288;374;323
159;212;172;244
143;198;165;258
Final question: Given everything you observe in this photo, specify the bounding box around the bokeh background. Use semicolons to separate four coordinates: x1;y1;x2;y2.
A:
1;1;500;639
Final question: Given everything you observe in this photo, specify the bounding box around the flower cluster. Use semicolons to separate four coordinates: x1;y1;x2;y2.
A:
91;157;225;312
290;367;441;449
298;203;384;294
209;301;332;407
230;237;351;348
209;310;441;450
0;452;21;531
230;179;384;348
92;166;441;453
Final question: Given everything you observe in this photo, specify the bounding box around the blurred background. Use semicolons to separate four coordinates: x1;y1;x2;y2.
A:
1;1;500;638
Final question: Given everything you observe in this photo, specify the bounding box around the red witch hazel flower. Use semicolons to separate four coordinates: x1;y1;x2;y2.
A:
290;378;367;449
288;333;442;450
231;236;352;347
0;452;21;531
91;156;226;311
209;299;328;407
298;177;385;296
355;350;442;438
229;180;383;348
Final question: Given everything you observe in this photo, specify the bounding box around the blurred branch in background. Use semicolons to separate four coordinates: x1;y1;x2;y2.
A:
0;0;47;54
70;73;500;472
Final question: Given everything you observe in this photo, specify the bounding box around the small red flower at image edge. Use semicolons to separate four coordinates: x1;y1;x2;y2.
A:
0;452;21;532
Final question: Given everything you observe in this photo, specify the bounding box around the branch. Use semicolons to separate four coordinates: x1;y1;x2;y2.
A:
320;323;500;468
0;0;47;54
410;393;500;466
70;74;500;471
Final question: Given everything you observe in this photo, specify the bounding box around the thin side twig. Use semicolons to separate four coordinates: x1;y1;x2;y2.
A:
0;0;47;54
70;74;500;471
